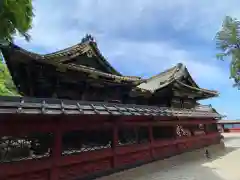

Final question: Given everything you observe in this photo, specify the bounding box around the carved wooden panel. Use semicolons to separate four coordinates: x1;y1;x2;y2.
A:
62;128;112;156
183;99;196;109
0;133;53;164
176;125;191;137
171;97;181;108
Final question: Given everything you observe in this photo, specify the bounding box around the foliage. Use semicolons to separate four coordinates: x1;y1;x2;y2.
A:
0;0;34;42
215;16;240;88
0;56;19;96
0;0;33;96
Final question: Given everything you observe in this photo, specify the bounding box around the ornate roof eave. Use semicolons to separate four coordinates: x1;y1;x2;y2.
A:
129;87;152;97
44;40;122;75
0;44;143;85
0;37;122;76
137;78;218;100
48;38;122;75
175;80;219;98
137;63;183;92
145;65;179;82
183;67;199;88
137;63;219;98
61;63;143;84
89;41;122;75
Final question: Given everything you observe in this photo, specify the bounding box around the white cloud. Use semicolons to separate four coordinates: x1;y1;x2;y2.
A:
98;40;229;87
17;0;240;48
14;0;236;88
13;0;240;119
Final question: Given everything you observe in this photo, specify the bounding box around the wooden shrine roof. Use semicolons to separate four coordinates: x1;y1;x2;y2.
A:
137;63;219;99
0;42;143;84
0;35;121;75
0;38;219;100
0;96;222;118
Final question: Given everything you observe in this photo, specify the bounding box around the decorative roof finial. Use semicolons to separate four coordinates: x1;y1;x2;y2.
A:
81;34;96;43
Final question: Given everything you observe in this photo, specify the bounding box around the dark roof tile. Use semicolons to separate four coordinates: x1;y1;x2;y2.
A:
0;96;222;119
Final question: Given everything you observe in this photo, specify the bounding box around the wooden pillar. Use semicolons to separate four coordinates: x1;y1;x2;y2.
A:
112;120;119;168
50;118;62;180
135;126;139;144
148;124;154;159
26;64;34;96
221;124;225;132
189;125;195;137
204;124;208;134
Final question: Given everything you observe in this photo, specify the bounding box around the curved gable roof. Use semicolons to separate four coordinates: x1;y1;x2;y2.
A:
0;43;143;88
137;63;219;97
0;35;121;75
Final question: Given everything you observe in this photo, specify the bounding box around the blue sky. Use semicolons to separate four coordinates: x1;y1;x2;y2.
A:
14;0;240;119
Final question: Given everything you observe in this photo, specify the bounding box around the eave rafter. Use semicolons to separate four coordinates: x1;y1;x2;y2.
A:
174;80;219;99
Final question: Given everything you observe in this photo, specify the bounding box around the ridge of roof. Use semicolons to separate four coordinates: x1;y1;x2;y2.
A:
0;38;92;59
137;63;184;92
146;63;181;82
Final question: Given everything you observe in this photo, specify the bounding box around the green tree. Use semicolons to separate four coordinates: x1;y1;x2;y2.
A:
215;16;240;88
0;55;19;96
0;0;34;42
0;0;34;96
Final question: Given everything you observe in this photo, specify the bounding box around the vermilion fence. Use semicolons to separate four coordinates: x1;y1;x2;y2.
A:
224;128;240;133
0;113;221;180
